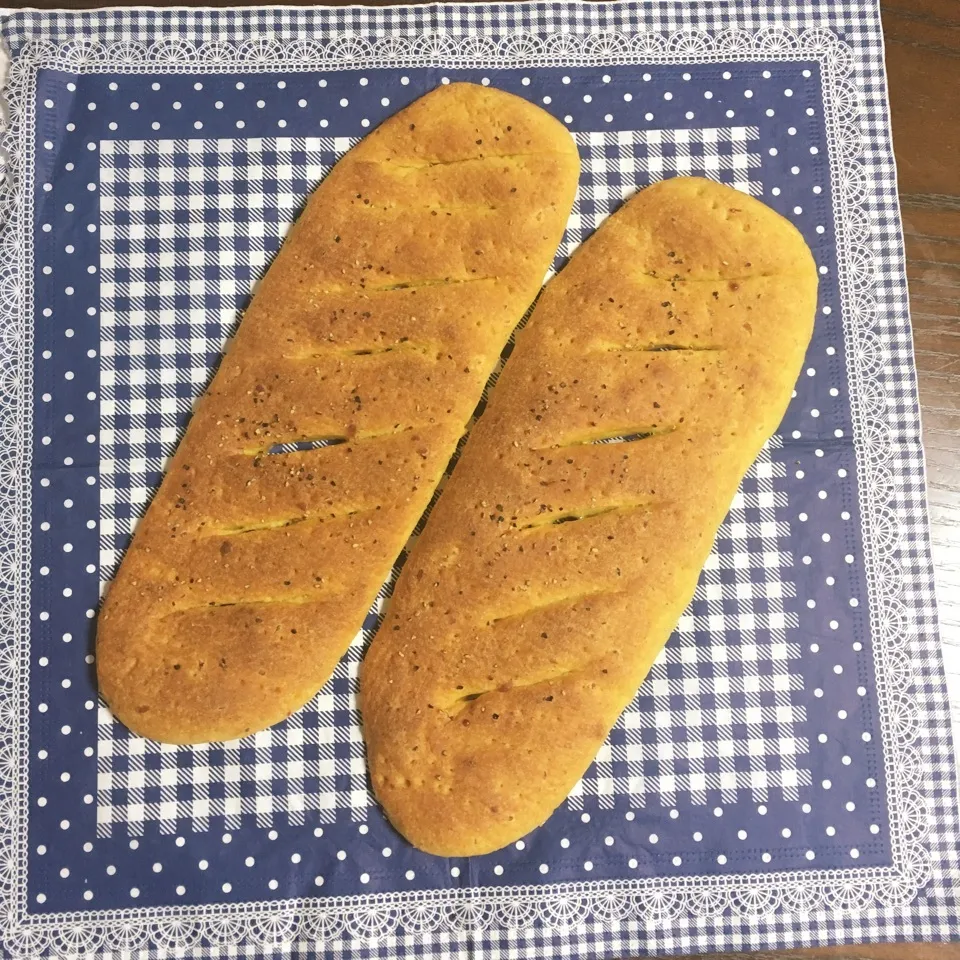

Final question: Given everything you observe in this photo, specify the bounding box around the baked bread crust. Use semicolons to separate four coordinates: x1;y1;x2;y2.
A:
97;82;580;744
360;177;818;856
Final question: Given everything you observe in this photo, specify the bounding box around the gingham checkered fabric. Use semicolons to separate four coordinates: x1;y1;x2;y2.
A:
96;128;795;834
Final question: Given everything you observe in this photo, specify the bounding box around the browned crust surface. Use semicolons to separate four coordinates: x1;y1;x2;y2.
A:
360;177;819;856
96;82;580;744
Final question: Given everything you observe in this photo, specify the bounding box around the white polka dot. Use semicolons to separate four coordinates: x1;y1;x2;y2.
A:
175;837;185;847
450;866;460;877
564;116;573;124
818;733;828;743
862;732;872;742
838;709;848;719
811;643;820;653
663;92;673;100
269;879;278;890
802;803;811;813
672;856;682;866
842;755;852;765
36;894;46;904
340;98;349;107
645;113;654;121
359;874;369;884
830;620;839;630
826;825;836;836
726;109;735;118
693;831;703;841
560;838;570;849
581;813;590;823
834;664;843;674
867;777;876;787
850;848;860;859
381;98;390;106
314;876;324;886
758;805;767;815
822;533;831;543
539;864;548;874
313;828;323;838
870;824;880;834
291;852;301;863
199;859;208;870
805;850;815;861
60;820;69;830
583;861;593;871
336;850;346;861
515;840;525;850
717;854;727;864
858;686;867;696
737;829;747;840
744;89;753;98
669;809;679;819
583;94;592;103
772;187;781;196
649;833;659;843
781;827;792;838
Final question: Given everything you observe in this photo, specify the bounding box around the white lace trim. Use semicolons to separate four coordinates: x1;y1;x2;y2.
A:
0;27;927;955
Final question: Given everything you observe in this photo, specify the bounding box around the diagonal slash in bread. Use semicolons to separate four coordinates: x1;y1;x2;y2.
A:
97;83;580;744
360;177;818;855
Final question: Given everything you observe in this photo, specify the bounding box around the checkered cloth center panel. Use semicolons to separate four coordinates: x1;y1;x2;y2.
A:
95;128;807;834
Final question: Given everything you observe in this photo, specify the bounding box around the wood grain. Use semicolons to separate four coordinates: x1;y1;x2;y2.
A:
16;0;960;955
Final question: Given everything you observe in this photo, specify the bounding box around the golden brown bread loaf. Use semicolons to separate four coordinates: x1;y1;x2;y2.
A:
360;176;818;856
97;83;580;744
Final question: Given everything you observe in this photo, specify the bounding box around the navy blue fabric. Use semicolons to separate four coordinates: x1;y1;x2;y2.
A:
28;63;880;912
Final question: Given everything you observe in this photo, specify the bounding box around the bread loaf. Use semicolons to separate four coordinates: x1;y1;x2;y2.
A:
97;83;580;744
360;177;818;855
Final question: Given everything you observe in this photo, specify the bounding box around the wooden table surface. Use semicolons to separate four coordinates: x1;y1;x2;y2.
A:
20;0;960;956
